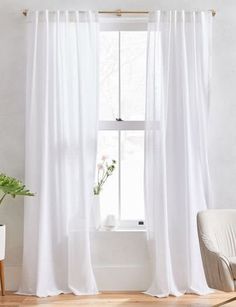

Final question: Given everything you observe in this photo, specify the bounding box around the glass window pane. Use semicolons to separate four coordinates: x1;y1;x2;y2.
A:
99;31;146;223
120;131;144;220
99;32;119;120
97;131;119;221
120;32;147;120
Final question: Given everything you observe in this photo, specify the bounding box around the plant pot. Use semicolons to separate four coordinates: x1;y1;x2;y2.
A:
90;196;101;230
0;225;5;261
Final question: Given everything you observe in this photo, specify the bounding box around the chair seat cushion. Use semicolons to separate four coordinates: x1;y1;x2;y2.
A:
229;257;236;279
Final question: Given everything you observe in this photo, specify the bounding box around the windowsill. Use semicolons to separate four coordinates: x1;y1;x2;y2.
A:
96;227;146;233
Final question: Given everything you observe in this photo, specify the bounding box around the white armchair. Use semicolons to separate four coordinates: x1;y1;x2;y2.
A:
197;210;236;306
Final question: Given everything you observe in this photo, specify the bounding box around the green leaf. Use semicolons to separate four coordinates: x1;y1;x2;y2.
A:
0;173;35;205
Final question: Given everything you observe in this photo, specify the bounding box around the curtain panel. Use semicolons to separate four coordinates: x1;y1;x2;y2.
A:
18;10;99;297
145;11;213;297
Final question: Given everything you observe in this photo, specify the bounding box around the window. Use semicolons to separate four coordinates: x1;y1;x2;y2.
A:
98;30;147;228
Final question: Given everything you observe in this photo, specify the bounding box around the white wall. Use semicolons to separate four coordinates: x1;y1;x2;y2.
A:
0;0;236;291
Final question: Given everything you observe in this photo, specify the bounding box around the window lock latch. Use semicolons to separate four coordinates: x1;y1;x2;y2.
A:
116;118;123;121
138;221;144;226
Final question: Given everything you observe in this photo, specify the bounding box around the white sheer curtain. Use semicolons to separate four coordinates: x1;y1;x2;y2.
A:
145;11;212;297
18;10;99;297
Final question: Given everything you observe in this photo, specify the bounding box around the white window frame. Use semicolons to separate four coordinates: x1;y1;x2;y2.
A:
99;21;147;229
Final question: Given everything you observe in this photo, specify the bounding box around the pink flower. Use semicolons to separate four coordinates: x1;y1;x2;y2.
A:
97;163;104;170
101;155;108;161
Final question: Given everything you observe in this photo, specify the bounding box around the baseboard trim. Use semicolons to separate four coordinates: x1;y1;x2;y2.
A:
4;264;150;291
94;265;150;291
5;264;21;291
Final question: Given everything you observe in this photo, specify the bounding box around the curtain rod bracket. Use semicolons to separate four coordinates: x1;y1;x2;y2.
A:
211;9;216;17
116;9;122;17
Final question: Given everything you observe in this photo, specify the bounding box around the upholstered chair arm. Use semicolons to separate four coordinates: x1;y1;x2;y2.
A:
199;237;235;292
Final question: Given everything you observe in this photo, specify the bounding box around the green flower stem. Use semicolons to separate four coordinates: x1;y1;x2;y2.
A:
94;159;116;196
0;193;7;205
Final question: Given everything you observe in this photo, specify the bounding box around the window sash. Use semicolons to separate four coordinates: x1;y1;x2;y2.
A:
98;124;146;225
98;29;148;227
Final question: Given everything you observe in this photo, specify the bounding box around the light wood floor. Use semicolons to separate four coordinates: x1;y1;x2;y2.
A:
0;292;236;307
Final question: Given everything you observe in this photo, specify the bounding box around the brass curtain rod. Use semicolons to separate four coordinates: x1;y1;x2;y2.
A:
22;9;216;17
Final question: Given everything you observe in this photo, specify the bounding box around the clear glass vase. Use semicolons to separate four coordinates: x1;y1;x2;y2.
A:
90;195;101;230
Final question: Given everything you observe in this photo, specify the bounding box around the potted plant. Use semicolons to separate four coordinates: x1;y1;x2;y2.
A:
0;173;34;265
92;157;116;229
